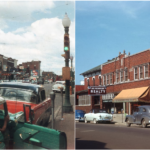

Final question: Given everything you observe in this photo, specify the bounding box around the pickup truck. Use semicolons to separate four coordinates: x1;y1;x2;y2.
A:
0;97;67;149
0;82;51;126
125;105;150;128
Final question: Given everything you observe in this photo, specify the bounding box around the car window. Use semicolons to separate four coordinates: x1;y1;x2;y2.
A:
41;90;46;101
76;110;85;113
142;108;146;112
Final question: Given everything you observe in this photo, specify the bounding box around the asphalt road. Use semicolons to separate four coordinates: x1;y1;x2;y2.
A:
76;122;150;149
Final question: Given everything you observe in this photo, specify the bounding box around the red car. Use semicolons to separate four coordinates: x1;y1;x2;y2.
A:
0;82;51;126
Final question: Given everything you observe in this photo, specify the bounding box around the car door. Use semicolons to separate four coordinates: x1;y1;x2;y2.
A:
13;104;67;149
137;107;147;122
133;107;139;123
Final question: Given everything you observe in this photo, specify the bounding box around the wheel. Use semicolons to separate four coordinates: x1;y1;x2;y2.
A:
142;119;147;128
85;118;88;123
126;119;131;127
93;118;97;124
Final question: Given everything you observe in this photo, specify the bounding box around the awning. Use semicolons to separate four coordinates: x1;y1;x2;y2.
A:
112;86;150;103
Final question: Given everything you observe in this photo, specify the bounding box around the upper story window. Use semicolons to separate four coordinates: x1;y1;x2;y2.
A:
139;66;143;79
93;77;95;86
106;74;109;85
110;74;112;84
134;67;138;80
103;75;106;85
87;78;89;86
144;64;148;78
125;69;128;81
116;72;119;83
120;70;123;82
99;76;101;85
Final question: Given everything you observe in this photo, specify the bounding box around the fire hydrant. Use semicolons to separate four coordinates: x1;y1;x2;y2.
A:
70;86;72;95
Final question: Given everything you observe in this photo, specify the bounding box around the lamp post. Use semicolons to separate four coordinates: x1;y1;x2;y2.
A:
62;13;73;113
70;55;74;94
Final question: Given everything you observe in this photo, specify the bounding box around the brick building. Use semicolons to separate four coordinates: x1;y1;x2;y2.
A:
18;60;41;78
42;71;57;81
76;49;150;114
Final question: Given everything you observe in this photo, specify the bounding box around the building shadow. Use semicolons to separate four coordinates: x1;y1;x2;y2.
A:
76;138;106;149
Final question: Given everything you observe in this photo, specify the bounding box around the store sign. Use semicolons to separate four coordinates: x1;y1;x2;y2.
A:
19;66;24;69
88;86;106;95
31;70;38;77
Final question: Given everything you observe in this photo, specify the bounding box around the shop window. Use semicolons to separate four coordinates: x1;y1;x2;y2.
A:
106;74;109;85
78;95;91;106
134;67;138;80
110;74;112;84
120;70;123;82
144;65;148;78
94;96;100;105
139;66;143;79
125;69;128;81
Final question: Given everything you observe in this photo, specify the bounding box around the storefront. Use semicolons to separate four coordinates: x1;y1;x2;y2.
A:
113;86;150;115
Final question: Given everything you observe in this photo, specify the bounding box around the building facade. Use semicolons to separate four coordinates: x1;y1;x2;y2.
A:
76;49;150;114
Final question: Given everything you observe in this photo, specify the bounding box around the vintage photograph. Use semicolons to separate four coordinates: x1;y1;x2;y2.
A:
0;1;75;149
75;1;150;149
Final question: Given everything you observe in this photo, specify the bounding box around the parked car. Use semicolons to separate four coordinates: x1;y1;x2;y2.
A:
22;78;30;83
0;97;67;149
52;81;65;92
84;109;113;124
75;110;85;122
125;105;150;128
0;82;51;126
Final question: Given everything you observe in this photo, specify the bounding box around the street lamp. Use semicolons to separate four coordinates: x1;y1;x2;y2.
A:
70;55;74;94
62;13;73;113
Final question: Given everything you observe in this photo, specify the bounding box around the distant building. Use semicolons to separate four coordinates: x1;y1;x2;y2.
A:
42;71;57;81
0;54;18;80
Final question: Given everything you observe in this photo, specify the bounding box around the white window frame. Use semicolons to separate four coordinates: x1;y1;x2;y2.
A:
124;69;128;82
134;67;138;80
106;74;109;85
120;70;123;82
144;64;148;78
139;66;143;79
116;71;119;83
110;74;112;84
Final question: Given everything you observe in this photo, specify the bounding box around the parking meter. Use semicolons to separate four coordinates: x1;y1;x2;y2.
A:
50;92;55;129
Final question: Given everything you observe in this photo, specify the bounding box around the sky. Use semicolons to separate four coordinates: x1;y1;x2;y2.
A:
0;1;75;75
76;1;150;85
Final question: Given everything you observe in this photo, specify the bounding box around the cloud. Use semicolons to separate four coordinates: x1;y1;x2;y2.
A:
0;17;75;75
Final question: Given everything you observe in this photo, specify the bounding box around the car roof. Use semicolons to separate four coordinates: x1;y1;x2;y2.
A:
0;82;43;93
139;105;150;109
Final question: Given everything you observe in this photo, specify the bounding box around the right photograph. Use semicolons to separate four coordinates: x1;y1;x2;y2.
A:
75;1;150;149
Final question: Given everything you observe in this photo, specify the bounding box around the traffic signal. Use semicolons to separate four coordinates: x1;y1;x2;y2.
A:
64;34;69;52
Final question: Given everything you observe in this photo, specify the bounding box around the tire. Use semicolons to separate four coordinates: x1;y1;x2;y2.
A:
93;118;97;124
126;119;131;127
142;119;147;128
85;118;88;123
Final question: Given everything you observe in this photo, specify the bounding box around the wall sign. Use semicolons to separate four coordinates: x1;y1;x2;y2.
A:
88;86;106;95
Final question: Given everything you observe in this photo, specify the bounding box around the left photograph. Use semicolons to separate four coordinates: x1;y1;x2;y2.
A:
0;1;75;149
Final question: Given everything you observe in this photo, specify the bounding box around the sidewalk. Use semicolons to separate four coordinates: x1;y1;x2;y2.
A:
49;94;75;149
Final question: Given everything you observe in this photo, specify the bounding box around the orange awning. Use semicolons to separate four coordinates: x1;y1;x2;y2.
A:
112;86;150;103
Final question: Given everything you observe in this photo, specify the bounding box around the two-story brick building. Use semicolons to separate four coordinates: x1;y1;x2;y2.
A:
76;49;150;115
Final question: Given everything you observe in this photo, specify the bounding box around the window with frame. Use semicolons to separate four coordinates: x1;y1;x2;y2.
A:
78;95;91;106
120;70;123;82
93;78;95;86
99;76;101;85
106;74;109;85
103;76;106;85
134;67;138;80
116;72;119;83
145;64;148;78
110;74;112;84
125;69;128;81
139;66;143;79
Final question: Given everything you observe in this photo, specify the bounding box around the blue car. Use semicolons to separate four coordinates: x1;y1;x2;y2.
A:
75;110;85;122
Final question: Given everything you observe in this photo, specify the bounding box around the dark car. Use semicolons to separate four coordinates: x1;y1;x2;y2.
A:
0;82;51;126
75;110;85;122
125;105;150;128
37;78;44;85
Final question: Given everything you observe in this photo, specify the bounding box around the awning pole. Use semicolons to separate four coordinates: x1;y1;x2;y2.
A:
129;102;130;115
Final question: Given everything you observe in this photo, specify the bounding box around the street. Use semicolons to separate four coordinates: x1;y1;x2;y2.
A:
76;122;150;149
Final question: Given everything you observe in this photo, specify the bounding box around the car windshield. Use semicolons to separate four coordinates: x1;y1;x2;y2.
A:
0;88;37;103
94;109;107;113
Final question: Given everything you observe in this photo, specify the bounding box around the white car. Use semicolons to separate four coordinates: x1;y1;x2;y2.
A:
84;109;113;124
52;81;65;92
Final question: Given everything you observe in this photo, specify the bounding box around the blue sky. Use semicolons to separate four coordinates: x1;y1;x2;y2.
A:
75;1;150;85
0;1;75;75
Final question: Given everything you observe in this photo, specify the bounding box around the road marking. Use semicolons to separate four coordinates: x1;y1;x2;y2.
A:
81;130;94;132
